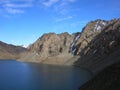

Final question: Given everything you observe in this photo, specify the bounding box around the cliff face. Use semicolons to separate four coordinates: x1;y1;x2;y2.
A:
19;32;78;64
20;18;120;67
72;19;120;73
69;19;108;55
1;18;120;70
28;32;75;57
0;41;27;59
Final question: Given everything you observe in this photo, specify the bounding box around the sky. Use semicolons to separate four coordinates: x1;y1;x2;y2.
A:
0;0;120;47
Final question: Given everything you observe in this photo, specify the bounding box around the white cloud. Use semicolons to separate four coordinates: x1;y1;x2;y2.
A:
0;0;34;15
62;0;76;3
41;0;77;9
5;8;24;14
41;0;59;7
0;0;78;16
4;3;33;8
54;0;77;15
68;0;76;2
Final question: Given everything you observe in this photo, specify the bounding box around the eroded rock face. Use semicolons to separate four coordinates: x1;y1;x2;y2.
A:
28;32;75;57
1;18;119;68
70;19;108;55
82;19;120;57
73;18;120;73
24;18;120;67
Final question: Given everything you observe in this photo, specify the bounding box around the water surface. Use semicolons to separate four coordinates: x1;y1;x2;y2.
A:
0;60;92;90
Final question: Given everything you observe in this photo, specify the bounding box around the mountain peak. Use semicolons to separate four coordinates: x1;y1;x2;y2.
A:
28;32;74;57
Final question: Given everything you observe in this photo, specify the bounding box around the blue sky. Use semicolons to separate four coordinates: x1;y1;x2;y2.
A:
0;0;120;47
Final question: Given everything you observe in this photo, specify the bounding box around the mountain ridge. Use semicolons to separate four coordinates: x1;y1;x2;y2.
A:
0;41;27;59
0;18;120;74
0;18;120;90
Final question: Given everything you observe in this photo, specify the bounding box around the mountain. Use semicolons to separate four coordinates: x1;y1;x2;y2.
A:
19;18;120;69
72;18;120;73
28;32;75;57
69;19;108;55
0;18;120;73
0;41;27;59
79;61;120;90
0;18;120;89
19;32;80;64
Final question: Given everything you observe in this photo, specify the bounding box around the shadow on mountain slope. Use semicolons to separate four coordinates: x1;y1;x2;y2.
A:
79;61;120;90
74;19;120;74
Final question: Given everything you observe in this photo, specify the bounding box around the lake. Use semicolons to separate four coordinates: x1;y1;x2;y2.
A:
0;60;92;90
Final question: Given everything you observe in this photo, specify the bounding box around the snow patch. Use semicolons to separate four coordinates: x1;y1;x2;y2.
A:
22;45;28;48
94;21;106;32
102;22;106;26
69;33;81;55
75;34;80;41
96;26;101;31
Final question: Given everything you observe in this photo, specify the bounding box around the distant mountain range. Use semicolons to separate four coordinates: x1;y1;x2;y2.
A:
0;18;120;74
0;41;27;59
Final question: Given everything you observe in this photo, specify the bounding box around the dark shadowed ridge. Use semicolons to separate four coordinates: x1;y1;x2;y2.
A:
79;61;120;90
73;18;120;74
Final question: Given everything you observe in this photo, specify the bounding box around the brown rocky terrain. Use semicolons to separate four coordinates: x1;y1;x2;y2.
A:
19;32;78;64
19;18;120;69
73;18;120;74
0;41;27;59
0;18;120;89
28;32;74;57
69;19;108;55
0;18;120;73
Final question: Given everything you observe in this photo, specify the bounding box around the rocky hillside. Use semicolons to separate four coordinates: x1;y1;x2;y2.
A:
69;19;108;55
0;41;27;59
20;32;79;64
20;18;120;67
28;32;75;57
1;18;120;71
72;18;120;73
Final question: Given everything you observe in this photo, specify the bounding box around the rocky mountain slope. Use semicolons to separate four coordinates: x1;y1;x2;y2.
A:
19;18;120;69
72;18;120;73
19;32;79;64
0;18;120;73
0;41;27;59
28;32;75;57
0;18;120;89
69;19;108;55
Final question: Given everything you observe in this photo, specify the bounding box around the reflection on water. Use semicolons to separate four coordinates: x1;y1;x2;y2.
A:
0;60;92;90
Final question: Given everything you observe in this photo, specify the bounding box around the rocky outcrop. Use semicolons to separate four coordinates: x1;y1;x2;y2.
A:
20;18;120;67
73;18;120;73
70;19;108;55
28;32;75;57
0;41;27;59
1;18;120;70
19;32;78;64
